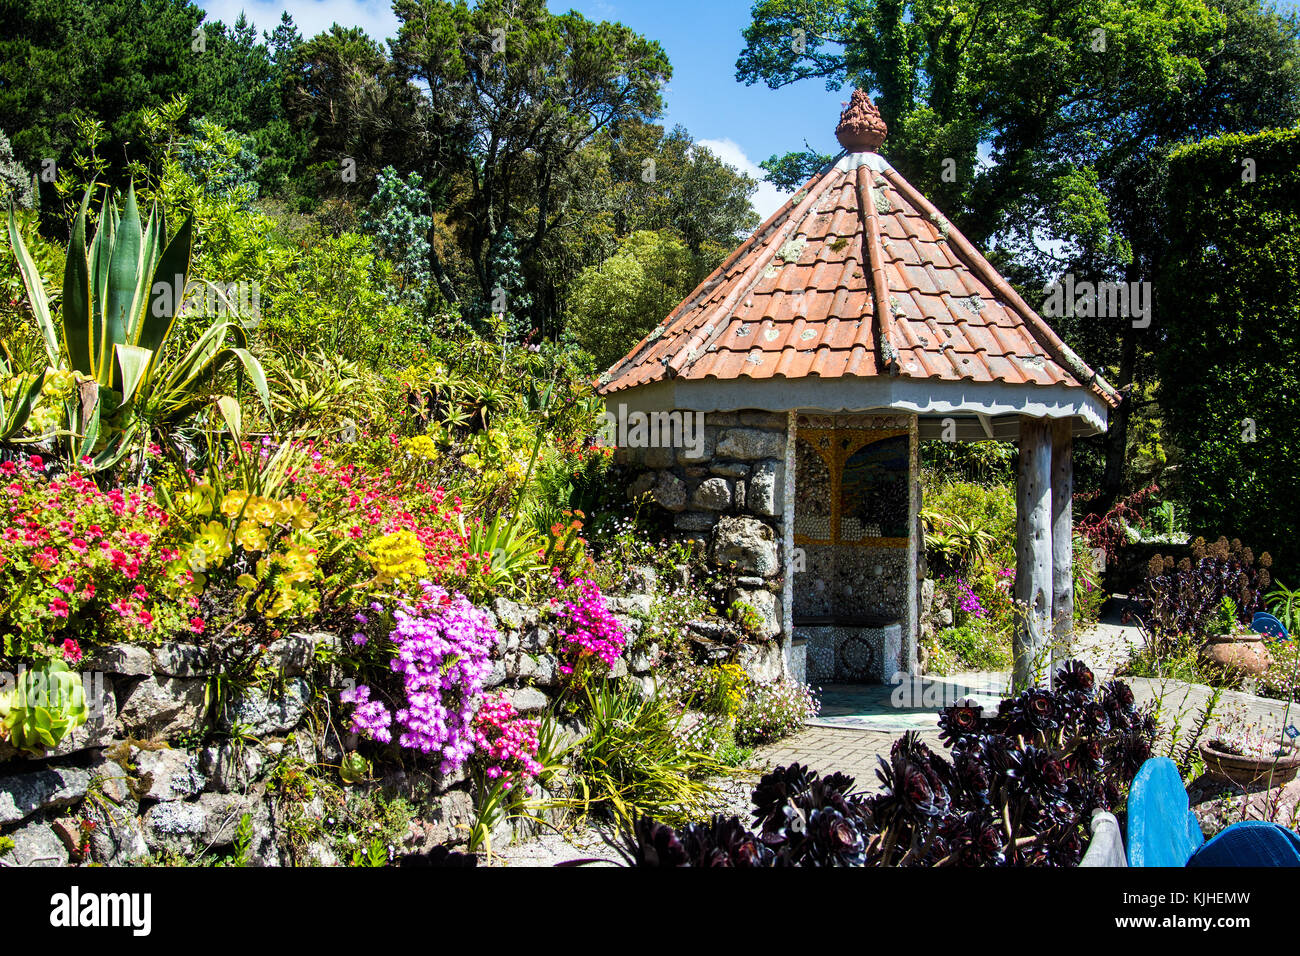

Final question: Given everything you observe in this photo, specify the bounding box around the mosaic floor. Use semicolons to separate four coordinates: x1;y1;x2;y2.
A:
808;670;1012;732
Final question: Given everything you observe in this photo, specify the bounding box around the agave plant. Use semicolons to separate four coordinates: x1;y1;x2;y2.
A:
0;351;45;442
6;184;268;469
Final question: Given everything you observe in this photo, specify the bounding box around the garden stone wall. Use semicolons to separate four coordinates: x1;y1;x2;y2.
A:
0;579;669;866
618;410;792;677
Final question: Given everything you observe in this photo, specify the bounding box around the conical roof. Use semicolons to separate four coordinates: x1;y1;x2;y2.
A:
599;90;1119;412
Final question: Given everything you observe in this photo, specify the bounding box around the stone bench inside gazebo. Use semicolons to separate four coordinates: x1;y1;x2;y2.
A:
597;90;1120;691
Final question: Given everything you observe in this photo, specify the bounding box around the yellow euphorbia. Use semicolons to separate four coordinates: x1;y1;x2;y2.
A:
367;530;428;585
235;521;269;552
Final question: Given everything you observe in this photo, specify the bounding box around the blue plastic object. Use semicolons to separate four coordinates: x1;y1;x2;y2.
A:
1187;821;1300;867
1252;611;1288;639
1127;757;1205;867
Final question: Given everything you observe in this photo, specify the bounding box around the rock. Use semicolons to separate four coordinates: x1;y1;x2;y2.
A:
709;461;749;478
117;676;207;739
675;428;717;464
650;472;687;512
406;789;475;849
627;565;658;593
644;446;675;468
144;789;279;865
86;797;150;865
738;641;784;682
306;841;340;866
711;516;779;576
749;459;784;516
627;471;656;499
631;675;659;698
219;678;311;736
737;576;765;588
936;607;953;627
492;597;538;631
608;594;651;616
269;632;339;676
50;817;84;858
483;659;507;690
609;658;629;678
673;511;715;531
733;480;746;511
731;588;781;639
687;619;731;640
921;577;936;615
133;746;207;801
715;428;785;460
630;643;660;673
612;614;643;641
4;820;68;866
519;626;551;654
532;654;561;688
691;477;732;511
84;643;153;676
151;643;215;678
0;765;92;825
506;687;549;714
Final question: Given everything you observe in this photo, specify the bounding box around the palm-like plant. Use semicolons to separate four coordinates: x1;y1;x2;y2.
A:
6;184;268;469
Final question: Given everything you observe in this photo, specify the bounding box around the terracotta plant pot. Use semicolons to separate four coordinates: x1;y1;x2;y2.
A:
1201;631;1272;677
1199;739;1300;788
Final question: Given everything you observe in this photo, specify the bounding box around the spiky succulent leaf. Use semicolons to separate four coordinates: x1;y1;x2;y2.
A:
6;207;60;369
61;189;95;375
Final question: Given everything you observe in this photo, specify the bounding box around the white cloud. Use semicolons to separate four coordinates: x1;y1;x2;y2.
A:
696;137;792;224
198;1;400;44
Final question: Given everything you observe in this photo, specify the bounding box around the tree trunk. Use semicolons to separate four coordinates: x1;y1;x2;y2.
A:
1100;264;1140;506
1016;417;1054;690
1051;419;1074;677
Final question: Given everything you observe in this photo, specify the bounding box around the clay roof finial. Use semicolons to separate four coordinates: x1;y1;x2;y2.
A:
836;89;888;152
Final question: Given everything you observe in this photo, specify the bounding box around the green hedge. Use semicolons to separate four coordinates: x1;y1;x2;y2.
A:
1159;127;1300;577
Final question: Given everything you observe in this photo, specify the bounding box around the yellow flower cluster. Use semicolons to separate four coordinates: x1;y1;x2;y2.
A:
404;434;440;460
367;530;428;585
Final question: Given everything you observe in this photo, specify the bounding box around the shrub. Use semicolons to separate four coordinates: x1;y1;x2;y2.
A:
565;678;727;827
734;678;819;745
1130;535;1270;647
630;661;1156;867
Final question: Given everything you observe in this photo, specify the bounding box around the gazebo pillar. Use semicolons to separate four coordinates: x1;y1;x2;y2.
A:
1050;420;1074;675
1014;417;1053;690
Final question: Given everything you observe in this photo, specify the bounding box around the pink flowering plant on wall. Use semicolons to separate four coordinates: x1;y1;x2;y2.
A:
340;582;501;774
550;572;627;688
0;455;196;659
473;692;542;794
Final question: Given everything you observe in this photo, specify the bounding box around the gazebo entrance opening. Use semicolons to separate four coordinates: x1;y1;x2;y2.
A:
791;413;919;684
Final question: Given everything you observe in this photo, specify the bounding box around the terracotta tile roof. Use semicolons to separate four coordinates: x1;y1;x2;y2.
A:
599;94;1119;409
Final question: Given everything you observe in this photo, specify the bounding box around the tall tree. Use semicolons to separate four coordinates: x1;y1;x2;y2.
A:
737;0;1300;503
391;0;672;332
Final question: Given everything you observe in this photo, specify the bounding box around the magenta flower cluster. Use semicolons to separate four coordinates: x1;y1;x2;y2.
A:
956;578;985;618
551;574;627;674
473;692;543;793
343;583;501;773
339;684;393;744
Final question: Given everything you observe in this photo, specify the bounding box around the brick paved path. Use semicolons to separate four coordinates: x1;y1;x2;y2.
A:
754;725;946;792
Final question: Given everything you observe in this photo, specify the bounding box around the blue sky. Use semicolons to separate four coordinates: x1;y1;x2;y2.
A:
198;0;852;218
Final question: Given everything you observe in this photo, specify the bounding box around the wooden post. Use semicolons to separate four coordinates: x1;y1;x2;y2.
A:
1051;420;1074;678
1015;417;1054;690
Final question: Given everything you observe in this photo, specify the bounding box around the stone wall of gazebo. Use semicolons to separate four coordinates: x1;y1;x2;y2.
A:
615;407;921;684
618;410;795;672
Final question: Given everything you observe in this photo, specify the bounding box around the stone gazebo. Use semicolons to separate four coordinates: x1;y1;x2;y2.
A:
598;91;1120;689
